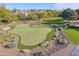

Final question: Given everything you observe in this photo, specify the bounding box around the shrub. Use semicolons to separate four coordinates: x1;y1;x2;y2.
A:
4;43;16;48
32;51;45;56
1;19;8;23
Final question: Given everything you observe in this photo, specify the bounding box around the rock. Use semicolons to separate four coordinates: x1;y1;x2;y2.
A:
64;39;68;45
23;49;31;53
2;26;11;31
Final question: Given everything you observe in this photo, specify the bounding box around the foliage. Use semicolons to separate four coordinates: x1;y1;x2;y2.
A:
37;11;48;18
28;12;38;20
0;31;12;44
62;8;78;20
4;43;15;48
46;10;53;17
27;10;62;20
76;9;79;19
46;10;62;17
0;7;18;23
17;14;27;21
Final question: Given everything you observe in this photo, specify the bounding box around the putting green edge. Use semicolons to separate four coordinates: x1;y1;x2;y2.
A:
17;29;54;49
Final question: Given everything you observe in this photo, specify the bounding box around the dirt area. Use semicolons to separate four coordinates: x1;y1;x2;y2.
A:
0;45;31;56
0;33;31;56
0;42;75;56
51;42;76;56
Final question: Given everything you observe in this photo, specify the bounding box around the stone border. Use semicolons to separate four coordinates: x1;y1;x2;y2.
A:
1;23;70;56
1;25;15;32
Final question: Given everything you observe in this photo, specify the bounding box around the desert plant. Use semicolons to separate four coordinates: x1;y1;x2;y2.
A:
4;43;16;48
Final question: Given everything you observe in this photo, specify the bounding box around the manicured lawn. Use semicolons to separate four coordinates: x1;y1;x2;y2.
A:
42;17;64;25
9;24;54;49
46;17;63;20
64;29;79;45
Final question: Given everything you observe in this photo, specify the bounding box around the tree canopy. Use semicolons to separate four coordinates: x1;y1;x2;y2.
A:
28;12;38;20
0;7;18;23
76;9;79;19
62;8;78;20
1;7;79;23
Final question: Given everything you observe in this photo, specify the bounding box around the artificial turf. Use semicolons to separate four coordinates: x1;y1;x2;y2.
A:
9;24;54;49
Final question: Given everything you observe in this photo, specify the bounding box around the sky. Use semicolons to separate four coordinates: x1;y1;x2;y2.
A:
3;3;79;10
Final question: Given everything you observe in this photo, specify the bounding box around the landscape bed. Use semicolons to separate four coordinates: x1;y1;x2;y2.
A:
9;24;54;49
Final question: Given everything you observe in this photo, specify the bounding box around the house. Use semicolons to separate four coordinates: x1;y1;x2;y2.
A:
12;10;29;16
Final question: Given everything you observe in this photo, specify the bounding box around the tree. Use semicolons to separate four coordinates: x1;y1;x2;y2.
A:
28;12;38;20
62;8;78;20
51;10;60;17
46;10;62;17
12;8;17;12
0;7;18;23
46;10;53;17
0;13;18;23
76;9;79;19
38;11;48;18
17;13;27;21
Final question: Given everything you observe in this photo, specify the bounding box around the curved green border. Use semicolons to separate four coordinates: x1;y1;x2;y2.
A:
17;29;54;49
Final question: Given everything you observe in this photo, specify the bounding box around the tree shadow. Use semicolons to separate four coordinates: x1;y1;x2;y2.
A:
69;26;79;31
42;20;64;25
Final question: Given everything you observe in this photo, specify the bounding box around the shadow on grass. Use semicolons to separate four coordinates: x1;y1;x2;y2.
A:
42;20;64;25
69;26;79;31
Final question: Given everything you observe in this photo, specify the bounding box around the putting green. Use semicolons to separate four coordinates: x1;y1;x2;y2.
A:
9;24;53;47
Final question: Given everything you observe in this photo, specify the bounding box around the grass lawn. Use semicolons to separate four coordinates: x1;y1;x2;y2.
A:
64;29;79;45
41;17;64;25
46;17;63;20
9;24;54;49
